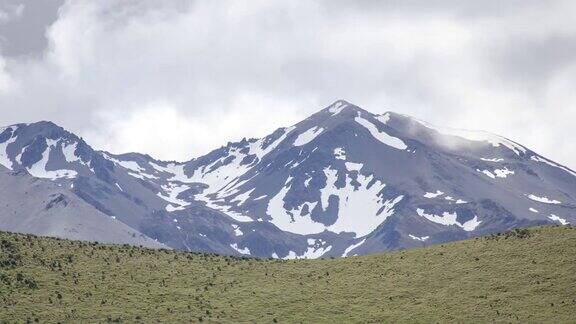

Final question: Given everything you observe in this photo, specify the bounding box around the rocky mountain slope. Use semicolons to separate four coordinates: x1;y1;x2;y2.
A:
0;100;574;258
0;168;166;249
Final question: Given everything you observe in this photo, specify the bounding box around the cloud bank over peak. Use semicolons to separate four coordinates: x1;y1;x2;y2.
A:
0;0;575;167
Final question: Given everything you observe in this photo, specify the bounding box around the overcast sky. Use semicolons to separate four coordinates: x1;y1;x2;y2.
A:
0;0;575;168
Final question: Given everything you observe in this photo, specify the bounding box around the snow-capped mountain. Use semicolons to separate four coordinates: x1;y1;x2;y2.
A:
1;101;574;258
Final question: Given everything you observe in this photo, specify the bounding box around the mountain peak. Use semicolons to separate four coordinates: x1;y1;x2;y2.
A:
301;100;374;129
17;120;71;140
33;120;61;128
1;121;81;144
321;100;368;116
328;99;352;107
1;100;575;260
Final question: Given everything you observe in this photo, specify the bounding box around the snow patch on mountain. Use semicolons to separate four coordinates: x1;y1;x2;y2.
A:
14;151;23;164
128;172;158;180
477;167;515;179
188;126;297;208
481;157;504;162
231;188;255;206
342;238;366;257
105;154;158;180
375;113;390;125
549;214;569;225
231;224;243;236
62;142;85;165
191;151;252;196
477;169;496;179
328;101;347;115
0;127;17;169
301;239;332;259
148;162;195;183
249;126;296;159
333;148;363;171
422;191;467;204
334;147;346;160
424;190;444;198
27;139;78;180
354;115;407;150
303;176;313;187
345;162;363;172
266;167;401;237
230;243;250;255
294;127;324;146
153;160;260;218
409;234;430;241
281;239;332;259
494;168;515;178
320;167;397;237
416;208;481;231
267;184;324;234
527;194;561;204
157;183;191;212
202;198;255;223
105;155;143;172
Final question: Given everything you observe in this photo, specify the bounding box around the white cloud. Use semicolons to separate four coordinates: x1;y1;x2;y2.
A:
0;0;574;168
0;56;16;94
84;94;304;161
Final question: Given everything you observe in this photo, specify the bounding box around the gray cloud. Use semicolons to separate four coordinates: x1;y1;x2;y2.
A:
0;0;574;168
0;0;64;57
490;34;576;91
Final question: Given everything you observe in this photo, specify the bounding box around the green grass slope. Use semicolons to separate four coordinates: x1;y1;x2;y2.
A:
1;226;575;323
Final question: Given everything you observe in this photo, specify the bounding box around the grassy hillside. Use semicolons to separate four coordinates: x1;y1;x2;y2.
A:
1;226;575;323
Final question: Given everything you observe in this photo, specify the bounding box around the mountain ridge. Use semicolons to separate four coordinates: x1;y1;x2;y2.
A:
2;100;574;173
0;100;574;258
